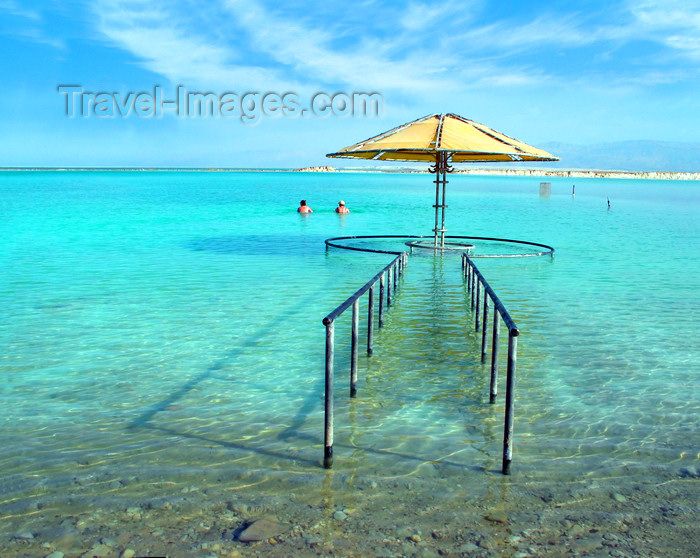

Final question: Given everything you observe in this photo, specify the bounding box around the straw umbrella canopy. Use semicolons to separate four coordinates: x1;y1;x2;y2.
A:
326;113;558;247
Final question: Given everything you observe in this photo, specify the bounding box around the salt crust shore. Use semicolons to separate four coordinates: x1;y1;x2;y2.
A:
299;166;700;180
2;167;699;180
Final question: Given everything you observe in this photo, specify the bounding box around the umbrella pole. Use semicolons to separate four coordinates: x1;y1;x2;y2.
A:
440;160;447;247
431;152;451;248
433;170;440;247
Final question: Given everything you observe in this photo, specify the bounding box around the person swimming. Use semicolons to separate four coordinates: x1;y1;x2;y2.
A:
298;200;313;213
335;200;350;214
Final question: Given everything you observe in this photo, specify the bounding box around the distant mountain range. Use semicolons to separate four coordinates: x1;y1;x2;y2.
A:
316;140;700;173
539;141;700;173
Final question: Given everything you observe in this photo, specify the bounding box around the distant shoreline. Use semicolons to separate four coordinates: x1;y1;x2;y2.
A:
1;166;698;180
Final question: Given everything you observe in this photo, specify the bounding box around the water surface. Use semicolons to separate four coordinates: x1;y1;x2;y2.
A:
1;170;698;556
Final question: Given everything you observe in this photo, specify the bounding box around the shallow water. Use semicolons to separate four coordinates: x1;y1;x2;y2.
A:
1;170;698;556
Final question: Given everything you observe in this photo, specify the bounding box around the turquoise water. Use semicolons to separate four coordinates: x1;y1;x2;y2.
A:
1;170;699;555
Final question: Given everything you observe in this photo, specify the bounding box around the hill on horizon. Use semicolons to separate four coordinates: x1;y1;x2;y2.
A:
315;140;699;174
539;140;700;173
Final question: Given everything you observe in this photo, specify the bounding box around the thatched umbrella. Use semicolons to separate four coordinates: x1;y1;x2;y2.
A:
327;113;559;247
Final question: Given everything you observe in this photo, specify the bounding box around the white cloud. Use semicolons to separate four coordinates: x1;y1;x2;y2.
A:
15;26;65;49
93;0;473;94
0;0;40;20
664;35;700;59
628;0;700;59
89;0;700;99
399;0;476;31
458;14;597;52
93;0;299;89
630;0;700;27
0;0;66;49
222;0;463;92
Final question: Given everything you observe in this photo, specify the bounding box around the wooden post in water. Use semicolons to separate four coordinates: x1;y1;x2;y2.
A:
350;299;359;397
393;262;398;291
324;321;335;468
367;285;375;355
490;308;500;404
481;296;489;362
502;330;518;475
379;274;385;327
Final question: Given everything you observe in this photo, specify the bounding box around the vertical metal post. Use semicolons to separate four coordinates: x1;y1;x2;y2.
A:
502;331;518;475
440;157;447;247
430;151;450;248
471;272;475;309
490;308;500;404
475;280;480;331
350;299;359;397
387;267;392;307
467;262;472;291
481;296;489;361
324;321;335;469
367;285;375;355
378;274;385;328
433;169;440;248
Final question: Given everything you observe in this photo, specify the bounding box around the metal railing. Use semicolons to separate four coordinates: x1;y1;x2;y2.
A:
322;252;408;469
462;253;519;475
321;245;525;475
326;234;554;258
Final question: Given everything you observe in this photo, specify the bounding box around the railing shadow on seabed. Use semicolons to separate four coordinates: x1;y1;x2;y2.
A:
320;247;523;476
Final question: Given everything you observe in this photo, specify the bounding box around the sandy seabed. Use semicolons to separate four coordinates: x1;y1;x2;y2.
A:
2;461;698;558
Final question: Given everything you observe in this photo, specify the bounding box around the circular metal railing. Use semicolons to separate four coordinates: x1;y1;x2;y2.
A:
325;235;554;258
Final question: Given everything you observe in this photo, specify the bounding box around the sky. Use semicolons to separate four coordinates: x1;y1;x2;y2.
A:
1;0;699;168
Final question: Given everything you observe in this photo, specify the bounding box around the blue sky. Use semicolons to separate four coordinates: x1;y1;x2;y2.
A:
1;0;699;168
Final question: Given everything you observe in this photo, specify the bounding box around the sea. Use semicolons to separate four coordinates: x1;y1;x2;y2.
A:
1;170;698;557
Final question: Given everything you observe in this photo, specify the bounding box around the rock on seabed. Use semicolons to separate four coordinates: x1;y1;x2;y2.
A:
237;519;285;542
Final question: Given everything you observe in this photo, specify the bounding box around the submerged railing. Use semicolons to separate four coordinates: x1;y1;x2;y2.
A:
462;253;519;475
322;251;408;469
321;241;528;475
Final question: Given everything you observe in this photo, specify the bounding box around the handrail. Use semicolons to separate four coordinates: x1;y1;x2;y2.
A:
323;258;396;326
465;259;520;335
462;253;519;475
322;251;408;468
321;241;529;475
